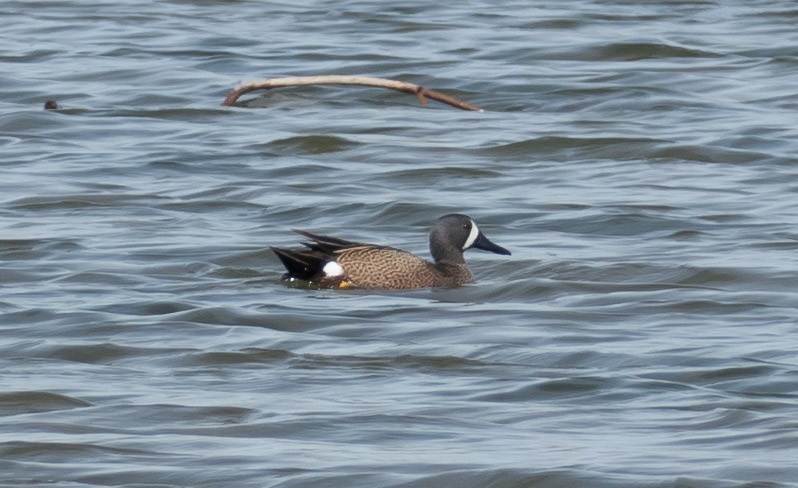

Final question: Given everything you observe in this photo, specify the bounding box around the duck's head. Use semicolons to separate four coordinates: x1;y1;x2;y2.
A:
430;213;511;263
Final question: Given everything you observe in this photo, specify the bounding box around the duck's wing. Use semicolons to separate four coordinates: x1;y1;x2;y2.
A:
292;229;370;254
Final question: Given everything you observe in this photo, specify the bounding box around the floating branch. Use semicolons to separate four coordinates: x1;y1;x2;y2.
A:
222;75;482;111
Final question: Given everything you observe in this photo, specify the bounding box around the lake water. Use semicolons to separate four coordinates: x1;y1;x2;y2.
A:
2;1;798;487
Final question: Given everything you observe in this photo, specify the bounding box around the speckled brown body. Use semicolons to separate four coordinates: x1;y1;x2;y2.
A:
333;246;472;289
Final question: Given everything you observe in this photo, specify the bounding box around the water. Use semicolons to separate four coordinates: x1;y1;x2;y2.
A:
2;1;798;487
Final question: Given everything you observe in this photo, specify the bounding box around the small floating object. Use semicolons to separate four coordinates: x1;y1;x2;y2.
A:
44;100;59;110
271;214;510;290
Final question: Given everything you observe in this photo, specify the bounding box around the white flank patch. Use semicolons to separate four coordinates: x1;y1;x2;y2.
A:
322;261;345;277
463;220;480;250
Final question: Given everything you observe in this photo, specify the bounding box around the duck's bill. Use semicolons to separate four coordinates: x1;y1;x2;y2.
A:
472;232;511;255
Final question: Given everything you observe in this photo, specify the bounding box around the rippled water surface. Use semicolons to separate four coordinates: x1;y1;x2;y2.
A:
2;1;798;487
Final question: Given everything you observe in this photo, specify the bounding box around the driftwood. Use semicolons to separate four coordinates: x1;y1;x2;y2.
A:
222;75;482;111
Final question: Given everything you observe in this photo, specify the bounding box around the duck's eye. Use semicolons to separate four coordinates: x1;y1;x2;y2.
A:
463;223;470;230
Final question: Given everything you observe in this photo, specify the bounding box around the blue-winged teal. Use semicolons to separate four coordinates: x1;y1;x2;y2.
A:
271;214;511;290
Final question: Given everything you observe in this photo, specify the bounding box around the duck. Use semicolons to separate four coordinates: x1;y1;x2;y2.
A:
270;213;510;290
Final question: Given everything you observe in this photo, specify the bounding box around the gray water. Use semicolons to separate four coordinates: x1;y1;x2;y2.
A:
2;1;798;487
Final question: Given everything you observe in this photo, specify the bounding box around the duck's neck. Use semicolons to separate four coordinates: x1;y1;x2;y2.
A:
431;244;466;265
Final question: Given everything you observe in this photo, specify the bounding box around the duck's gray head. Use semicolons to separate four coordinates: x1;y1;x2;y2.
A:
429;214;511;264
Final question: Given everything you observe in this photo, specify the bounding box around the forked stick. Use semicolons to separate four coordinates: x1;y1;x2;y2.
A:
222;75;482;111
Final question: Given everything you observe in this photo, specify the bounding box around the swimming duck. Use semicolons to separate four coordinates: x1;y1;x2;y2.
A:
270;213;510;290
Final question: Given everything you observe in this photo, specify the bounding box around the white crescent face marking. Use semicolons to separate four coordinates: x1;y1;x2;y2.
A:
322;261;345;277
463;220;480;250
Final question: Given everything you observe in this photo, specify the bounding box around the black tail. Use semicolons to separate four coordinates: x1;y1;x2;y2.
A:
270;247;326;280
